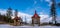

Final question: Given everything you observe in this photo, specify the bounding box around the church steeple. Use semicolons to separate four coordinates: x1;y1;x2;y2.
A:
35;10;37;14
32;10;40;18
31;10;40;26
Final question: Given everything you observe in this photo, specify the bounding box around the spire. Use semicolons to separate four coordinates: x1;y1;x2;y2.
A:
35;10;37;14
32;10;40;18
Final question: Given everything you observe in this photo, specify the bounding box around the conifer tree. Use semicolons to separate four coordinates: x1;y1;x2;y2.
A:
50;0;57;24
6;7;12;22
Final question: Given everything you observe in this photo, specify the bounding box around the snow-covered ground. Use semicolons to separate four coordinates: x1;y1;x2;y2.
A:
0;24;60;28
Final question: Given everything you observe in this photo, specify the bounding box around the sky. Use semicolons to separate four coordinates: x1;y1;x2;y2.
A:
0;0;60;23
0;0;60;15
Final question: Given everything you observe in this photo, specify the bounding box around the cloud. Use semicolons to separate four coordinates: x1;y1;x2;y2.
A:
39;11;52;23
17;11;53;23
40;12;44;15
40;15;52;23
45;0;52;6
1;9;60;23
32;0;37;6
48;2;52;6
40;0;43;2
56;17;60;23
45;0;51;2
0;9;7;15
17;12;32;22
0;9;59;23
34;0;37;5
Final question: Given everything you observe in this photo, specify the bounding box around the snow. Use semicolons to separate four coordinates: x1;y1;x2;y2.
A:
0;24;60;28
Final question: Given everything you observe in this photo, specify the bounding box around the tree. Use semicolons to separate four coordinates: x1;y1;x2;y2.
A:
58;3;60;7
6;7;12;23
50;0;57;24
6;7;12;17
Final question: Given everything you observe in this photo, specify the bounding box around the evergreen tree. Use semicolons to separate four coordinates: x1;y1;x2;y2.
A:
50;0;57;24
6;7;12;23
58;3;60;7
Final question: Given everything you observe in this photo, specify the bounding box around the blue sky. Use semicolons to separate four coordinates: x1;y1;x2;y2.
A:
0;0;60;16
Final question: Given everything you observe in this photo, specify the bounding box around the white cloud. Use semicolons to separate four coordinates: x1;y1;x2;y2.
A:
45;0;52;6
1;9;60;23
40;14;52;23
34;1;37;5
0;9;7;15
33;0;37;6
40;12;44;15
48;2;52;6
17;12;32;22
45;0;51;2
56;17;60;23
39;11;52;23
16;11;52;23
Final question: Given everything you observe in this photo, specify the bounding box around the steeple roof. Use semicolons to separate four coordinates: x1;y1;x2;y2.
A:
32;10;40;18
